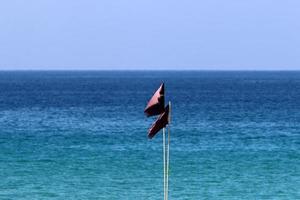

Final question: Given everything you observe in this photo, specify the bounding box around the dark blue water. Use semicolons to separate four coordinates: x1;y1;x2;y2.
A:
0;71;300;199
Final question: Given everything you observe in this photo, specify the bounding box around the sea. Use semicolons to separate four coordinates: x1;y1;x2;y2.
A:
0;71;300;200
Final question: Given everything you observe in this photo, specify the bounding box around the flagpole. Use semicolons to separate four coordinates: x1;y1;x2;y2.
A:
163;127;166;200
166;101;171;200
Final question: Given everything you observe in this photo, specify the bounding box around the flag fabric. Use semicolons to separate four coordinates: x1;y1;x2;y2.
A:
144;83;165;117
148;105;169;139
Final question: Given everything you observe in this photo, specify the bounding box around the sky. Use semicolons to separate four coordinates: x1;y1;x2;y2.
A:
0;0;299;70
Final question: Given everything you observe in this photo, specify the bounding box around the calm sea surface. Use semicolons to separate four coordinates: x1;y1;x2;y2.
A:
0;71;300;199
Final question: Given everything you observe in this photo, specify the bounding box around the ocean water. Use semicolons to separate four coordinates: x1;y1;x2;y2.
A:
0;71;300;200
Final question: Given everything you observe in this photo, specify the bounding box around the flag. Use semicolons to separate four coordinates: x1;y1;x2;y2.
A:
144;83;165;117
148;105;169;139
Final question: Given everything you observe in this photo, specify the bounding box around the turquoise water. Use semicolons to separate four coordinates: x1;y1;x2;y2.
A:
0;71;300;199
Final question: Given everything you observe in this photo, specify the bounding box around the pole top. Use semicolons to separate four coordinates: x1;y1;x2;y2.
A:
168;101;171;124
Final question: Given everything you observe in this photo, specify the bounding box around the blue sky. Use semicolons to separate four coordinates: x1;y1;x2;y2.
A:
0;0;299;70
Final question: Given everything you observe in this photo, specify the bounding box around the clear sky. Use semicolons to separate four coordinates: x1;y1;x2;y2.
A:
0;0;299;70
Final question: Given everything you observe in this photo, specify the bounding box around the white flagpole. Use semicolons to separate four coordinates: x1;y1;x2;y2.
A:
163;127;166;200
166;101;171;200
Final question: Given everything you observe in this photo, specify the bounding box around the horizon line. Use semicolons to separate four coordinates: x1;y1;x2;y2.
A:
0;68;300;72
0;69;300;72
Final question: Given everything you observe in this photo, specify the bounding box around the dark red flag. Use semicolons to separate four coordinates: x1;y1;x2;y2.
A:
148;105;169;139
144;83;165;117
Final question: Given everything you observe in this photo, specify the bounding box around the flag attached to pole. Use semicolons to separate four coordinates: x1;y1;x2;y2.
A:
144;83;165;117
148;105;169;139
144;84;171;200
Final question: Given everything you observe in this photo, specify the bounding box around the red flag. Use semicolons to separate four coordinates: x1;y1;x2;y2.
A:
148;105;169;139
144;83;165;117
